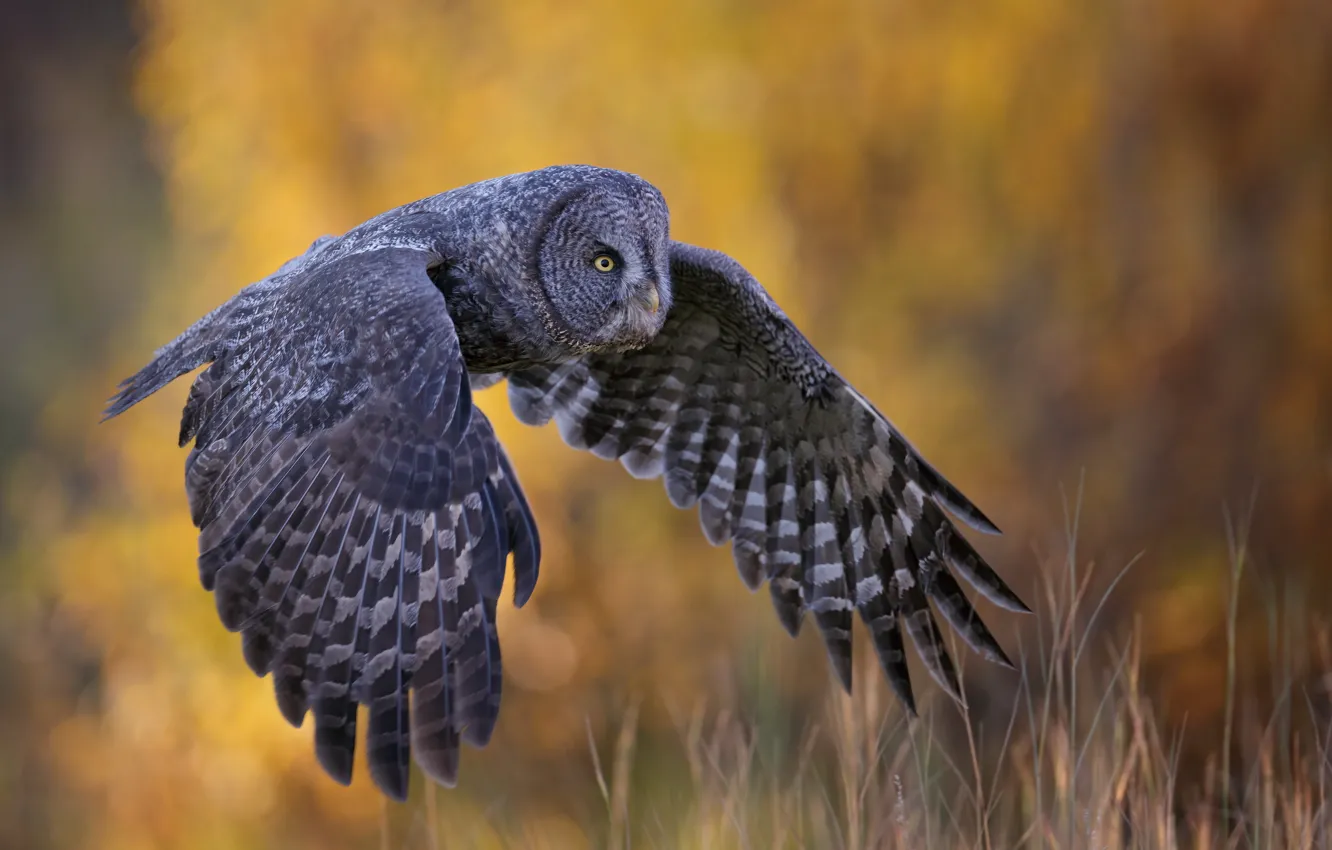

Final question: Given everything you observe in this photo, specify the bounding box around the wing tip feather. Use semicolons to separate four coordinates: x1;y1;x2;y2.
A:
368;757;410;803
314;741;356;788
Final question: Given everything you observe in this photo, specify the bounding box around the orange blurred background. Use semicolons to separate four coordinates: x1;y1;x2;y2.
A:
1;0;1330;847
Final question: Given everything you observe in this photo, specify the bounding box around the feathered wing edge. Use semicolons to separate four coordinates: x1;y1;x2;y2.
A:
183;413;536;801
506;245;1029;714
103;254;542;801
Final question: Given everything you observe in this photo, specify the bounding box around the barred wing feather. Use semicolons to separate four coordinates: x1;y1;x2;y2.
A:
507;241;1027;713
104;235;539;800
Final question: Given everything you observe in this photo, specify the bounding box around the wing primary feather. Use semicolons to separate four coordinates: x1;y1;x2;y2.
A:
450;540;496;747
896;527;962;703
930;509;1030;614
273;488;360;726
366;511;411;801
924;469;1002;535
494;450;540;607
412;511;461;786
313;503;382;786
662;401;711;509
199;421;315;566
727;424;768;591
617;363;690;477
601;363;670;462
295;494;372;724
232;452;335;637
697;424;740;546
924;560;1014;669
879;614;918;716
211;445;323;632
264;471;349;629
351;507;393;706
467;595;503;747
471;484;507;600
573;367;640;456
797;446;853;692
763;446;804;636
506;365;570;427
239;465;343;676
857;495;917;715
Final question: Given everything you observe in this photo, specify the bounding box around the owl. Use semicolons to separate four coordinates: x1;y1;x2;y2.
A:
105;165;1028;801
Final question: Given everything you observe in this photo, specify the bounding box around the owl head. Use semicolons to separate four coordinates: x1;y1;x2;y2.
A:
524;167;673;355
406;165;674;367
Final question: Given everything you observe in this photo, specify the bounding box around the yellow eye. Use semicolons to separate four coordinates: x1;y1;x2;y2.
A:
593;254;616;272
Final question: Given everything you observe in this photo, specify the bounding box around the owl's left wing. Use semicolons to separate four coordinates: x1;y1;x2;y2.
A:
507;241;1028;712
105;235;539;800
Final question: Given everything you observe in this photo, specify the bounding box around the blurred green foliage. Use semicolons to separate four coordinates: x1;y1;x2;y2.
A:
1;0;1330;846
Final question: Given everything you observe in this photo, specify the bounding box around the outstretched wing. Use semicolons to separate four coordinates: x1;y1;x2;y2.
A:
507;241;1026;713
105;236;539;800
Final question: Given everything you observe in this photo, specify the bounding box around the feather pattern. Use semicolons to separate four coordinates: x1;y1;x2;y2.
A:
508;240;1027;711
105;237;539;801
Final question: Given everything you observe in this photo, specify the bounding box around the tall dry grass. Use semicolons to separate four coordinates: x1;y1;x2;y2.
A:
389;497;1331;849
577;504;1329;849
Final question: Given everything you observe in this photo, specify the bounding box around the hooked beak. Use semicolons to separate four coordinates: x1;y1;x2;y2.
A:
640;285;660;314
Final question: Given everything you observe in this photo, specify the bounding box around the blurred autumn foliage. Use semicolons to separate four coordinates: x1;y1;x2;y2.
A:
1;0;1330;847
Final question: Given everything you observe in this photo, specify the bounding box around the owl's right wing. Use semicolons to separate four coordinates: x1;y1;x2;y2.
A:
104;229;539;801
507;241;1028;714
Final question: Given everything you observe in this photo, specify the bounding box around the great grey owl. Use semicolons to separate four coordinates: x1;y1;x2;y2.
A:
105;165;1028;801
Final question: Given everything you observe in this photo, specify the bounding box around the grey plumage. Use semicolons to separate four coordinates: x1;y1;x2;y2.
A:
104;164;1028;801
